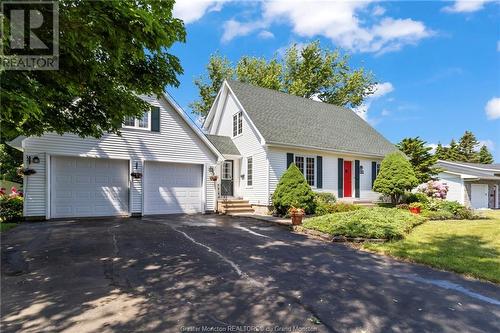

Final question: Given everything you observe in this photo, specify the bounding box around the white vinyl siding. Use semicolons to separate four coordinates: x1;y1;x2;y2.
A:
22;95;218;218
210;92;269;205
269;147;381;202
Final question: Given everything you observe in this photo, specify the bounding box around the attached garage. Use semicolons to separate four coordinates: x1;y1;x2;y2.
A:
51;156;129;218
144;161;203;215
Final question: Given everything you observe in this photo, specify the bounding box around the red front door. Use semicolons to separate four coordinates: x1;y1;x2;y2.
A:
344;161;352;197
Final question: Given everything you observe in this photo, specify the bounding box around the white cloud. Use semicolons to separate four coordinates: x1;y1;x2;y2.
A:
485;97;500;120
173;0;226;24
443;0;488;13
478;139;495;151
381;109;391;116
426;143;439;154
373;5;386;16
353;82;394;121
224;1;433;54
371;82;395;98
221;20;266;43
258;30;274;39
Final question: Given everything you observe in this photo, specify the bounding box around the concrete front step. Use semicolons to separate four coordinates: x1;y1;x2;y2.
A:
224;207;254;213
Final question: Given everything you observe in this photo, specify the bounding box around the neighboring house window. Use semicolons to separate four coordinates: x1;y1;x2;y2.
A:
233;112;243;137
295;155;315;186
247;157;253;186
123;112;150;130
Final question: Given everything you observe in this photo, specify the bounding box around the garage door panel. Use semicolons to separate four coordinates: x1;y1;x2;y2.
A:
144;162;202;215
51;156;129;218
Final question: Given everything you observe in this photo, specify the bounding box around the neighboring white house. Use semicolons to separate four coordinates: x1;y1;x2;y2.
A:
204;80;397;213
435;160;500;209
9;94;224;219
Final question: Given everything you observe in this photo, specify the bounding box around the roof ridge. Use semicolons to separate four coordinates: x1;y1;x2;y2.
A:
226;79;351;112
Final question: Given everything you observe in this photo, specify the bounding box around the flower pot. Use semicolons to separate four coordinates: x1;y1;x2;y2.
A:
209;175;218;181
130;172;143;179
409;207;421;214
291;213;304;225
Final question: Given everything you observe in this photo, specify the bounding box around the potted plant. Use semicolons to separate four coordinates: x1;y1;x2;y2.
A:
409;202;422;214
209;175;218;181
289;206;305;225
17;166;36;176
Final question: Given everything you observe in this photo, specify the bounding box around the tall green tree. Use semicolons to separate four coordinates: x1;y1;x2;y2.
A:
396;137;439;183
447;139;461;161
373;152;419;204
457;131;480;162
191;41;375;118
478;145;494;164
0;144;22;184
1;0;185;140
435;143;448;160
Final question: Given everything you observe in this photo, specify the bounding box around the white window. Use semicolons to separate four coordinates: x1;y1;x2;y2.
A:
295;155;315;186
123;112;150;130
247;157;253;186
232;112;242;137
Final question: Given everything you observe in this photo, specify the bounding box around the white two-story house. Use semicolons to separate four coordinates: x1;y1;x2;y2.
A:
204;80;397;213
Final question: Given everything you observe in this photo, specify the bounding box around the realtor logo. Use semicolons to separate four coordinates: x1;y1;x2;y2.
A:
1;1;59;70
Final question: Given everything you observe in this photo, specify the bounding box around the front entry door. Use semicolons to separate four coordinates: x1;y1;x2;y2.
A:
343;161;352;197
221;160;233;197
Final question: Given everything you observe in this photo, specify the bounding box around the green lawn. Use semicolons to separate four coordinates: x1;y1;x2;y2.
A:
363;210;500;283
0;223;18;233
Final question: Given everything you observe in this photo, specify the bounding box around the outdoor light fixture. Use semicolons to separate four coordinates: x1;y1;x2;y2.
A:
32;156;40;164
360;166;364;174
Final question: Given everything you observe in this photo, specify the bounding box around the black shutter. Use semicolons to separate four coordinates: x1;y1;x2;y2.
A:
316;156;323;189
338;158;344;198
355;160;360;198
286;153;294;168
371;161;377;188
151;106;160;132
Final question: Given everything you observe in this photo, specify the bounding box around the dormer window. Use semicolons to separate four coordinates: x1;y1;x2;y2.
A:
232;112;243;137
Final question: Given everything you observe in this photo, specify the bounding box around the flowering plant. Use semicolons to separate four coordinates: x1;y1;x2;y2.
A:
0;187;23;222
408;202;422;209
288;206;305;215
416;180;449;199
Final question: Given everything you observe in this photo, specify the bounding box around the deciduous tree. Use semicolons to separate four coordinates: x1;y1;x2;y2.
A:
191;41;375;118
1;0;185;140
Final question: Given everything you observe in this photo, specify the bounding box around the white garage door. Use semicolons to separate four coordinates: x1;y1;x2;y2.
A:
144;162;203;215
51;156;129;218
470;184;488;209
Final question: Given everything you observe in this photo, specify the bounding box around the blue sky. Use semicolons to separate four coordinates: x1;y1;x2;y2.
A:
168;0;500;160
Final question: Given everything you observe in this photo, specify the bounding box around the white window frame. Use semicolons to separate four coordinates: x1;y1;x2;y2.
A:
247;156;253;187
123;111;151;131
295;155;316;187
232;112;243;137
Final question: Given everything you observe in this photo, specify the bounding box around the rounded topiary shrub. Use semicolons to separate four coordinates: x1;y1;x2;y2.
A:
272;163;315;216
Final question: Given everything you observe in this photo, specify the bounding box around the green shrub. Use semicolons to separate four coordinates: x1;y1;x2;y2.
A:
373;152;419;204
272;163;316;215
0;195;23;222
303;207;427;240
436;200;463;215
314;192;337;204
314;202;362;216
454;207;477;220
396;203;409;210
421;210;454;220
401;192;419;204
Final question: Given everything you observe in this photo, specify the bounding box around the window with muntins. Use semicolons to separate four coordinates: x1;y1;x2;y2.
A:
294;155;315;186
247;157;253;186
233;112;242;137
123;112;150;130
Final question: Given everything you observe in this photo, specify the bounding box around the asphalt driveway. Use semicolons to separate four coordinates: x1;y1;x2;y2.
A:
1;215;499;333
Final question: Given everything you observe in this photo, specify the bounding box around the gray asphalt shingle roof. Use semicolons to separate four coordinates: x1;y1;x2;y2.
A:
227;80;396;157
206;134;241;155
